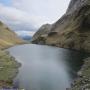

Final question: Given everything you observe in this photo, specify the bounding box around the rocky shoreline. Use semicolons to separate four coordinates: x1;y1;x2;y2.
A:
69;57;90;90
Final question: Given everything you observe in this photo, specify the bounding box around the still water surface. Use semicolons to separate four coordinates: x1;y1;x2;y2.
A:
8;44;85;90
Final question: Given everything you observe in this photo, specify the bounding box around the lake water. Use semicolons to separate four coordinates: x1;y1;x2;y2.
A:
7;44;86;90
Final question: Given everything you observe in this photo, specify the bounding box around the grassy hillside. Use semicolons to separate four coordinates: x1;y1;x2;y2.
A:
0;21;25;49
0;21;24;88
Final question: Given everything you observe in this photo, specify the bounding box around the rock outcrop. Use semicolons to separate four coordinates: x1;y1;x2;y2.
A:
32;0;90;53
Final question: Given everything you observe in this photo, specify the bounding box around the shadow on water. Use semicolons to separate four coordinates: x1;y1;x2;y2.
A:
7;44;88;90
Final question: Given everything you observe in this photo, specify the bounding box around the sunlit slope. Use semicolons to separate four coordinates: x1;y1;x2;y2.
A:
0;21;24;49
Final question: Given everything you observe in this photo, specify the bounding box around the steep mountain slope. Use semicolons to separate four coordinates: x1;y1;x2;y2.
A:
32;24;52;43
32;0;90;53
32;0;90;89
0;21;24;49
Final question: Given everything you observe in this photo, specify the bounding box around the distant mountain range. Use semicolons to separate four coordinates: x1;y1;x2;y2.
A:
21;35;32;41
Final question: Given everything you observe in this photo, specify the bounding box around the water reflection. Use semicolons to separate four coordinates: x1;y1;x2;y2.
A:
8;44;85;90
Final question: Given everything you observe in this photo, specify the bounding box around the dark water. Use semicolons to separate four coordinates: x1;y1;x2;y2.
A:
7;44;85;90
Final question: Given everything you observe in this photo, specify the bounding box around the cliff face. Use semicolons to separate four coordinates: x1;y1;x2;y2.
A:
0;21;25;49
32;0;90;53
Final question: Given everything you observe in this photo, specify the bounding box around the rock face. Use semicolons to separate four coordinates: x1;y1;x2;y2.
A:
32;24;52;44
0;21;25;49
32;0;90;53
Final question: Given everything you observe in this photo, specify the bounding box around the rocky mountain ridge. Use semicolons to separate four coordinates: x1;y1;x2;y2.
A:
32;0;90;53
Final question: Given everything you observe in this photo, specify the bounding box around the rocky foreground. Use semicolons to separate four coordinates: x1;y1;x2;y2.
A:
69;57;90;90
32;0;90;89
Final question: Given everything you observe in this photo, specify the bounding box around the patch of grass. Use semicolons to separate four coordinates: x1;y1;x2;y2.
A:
0;50;21;88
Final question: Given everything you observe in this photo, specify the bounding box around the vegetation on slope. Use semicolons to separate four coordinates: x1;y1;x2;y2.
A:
0;21;24;88
32;0;90;53
0;50;21;88
0;21;25;49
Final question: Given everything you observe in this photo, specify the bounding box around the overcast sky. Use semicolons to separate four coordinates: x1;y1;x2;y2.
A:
0;0;70;36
